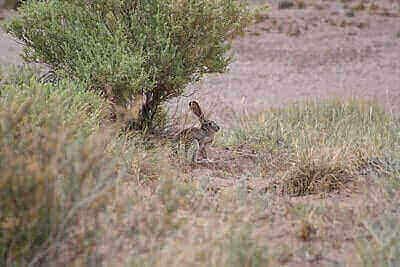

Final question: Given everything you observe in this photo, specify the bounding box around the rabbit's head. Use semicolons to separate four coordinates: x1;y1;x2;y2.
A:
189;101;220;134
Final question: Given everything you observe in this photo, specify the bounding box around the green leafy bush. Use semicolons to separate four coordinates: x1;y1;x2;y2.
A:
6;0;259;129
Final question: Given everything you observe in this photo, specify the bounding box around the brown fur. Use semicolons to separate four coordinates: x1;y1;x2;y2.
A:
176;101;220;163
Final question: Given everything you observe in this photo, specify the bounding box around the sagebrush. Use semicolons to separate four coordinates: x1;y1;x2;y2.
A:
6;0;262;129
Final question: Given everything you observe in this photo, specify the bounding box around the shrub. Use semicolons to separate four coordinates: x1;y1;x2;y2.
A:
0;78;116;266
0;66;107;134
6;0;260;130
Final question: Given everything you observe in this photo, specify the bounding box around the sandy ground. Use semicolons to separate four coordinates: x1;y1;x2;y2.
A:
171;0;400;127
0;33;21;66
0;8;22;66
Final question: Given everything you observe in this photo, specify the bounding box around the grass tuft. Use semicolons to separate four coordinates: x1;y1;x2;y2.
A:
220;98;400;196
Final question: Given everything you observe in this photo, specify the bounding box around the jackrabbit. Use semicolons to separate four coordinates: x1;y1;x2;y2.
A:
176;101;220;163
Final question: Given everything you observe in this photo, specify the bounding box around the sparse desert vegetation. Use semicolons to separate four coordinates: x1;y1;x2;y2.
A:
1;66;399;266
1;0;400;266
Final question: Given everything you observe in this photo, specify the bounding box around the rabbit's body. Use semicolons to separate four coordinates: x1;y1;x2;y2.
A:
176;101;220;163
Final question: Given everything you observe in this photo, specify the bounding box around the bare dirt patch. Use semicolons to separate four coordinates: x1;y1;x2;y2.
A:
169;0;400;127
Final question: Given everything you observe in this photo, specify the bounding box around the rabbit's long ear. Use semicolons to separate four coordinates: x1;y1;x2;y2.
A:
189;101;205;121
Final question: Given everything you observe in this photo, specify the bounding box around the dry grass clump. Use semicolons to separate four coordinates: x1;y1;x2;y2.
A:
221;98;400;196
0;66;196;267
278;0;295;10
0;76;117;266
295;0;306;9
297;219;317;241
106;132;174;183
280;146;366;196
